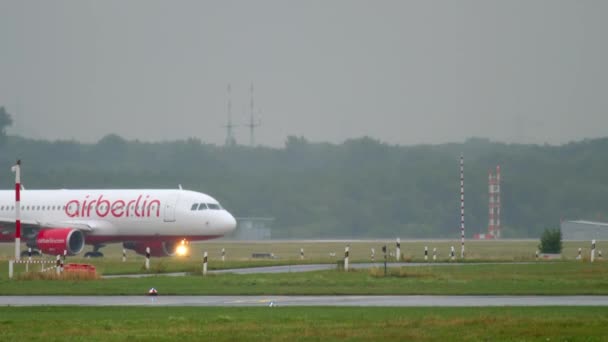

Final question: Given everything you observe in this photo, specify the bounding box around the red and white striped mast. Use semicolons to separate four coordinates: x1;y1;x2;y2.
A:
488;170;496;238
495;165;501;238
11;160;21;260
460;154;465;258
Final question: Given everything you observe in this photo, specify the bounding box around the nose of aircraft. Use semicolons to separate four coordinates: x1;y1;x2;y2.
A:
222;211;238;234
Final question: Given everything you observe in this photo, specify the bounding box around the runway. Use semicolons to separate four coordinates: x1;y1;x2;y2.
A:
1;295;608;307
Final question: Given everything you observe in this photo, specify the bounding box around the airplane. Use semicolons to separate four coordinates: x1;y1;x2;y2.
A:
0;188;237;257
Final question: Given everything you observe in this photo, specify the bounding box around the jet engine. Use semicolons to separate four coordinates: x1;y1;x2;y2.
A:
123;241;179;257
36;228;85;256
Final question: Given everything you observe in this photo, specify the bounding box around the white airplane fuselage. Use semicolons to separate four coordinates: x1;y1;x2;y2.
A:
0;189;236;253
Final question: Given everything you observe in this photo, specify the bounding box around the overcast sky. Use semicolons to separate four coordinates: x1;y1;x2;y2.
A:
0;1;606;147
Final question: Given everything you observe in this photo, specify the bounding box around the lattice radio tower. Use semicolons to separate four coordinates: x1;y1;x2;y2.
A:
488;165;502;238
245;83;261;146
223;84;238;146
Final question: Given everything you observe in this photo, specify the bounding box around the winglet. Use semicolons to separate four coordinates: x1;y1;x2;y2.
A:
178;184;183;190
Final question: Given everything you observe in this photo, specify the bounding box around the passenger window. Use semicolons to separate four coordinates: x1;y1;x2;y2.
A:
198;203;207;210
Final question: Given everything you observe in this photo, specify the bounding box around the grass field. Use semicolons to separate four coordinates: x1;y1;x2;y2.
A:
1;240;607;295
2;239;606;264
1;240;605;276
1;241;607;340
1;306;607;341
2;262;608;295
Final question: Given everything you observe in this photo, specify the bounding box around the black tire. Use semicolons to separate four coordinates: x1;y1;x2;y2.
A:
20;250;41;257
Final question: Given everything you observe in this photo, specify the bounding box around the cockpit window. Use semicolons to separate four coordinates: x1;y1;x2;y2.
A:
207;203;220;210
198;203;208;210
191;204;198;211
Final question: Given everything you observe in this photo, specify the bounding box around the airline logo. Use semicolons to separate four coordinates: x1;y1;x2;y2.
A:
65;195;161;218
38;238;65;244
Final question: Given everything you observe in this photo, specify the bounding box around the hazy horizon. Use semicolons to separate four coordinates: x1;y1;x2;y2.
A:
1;1;607;147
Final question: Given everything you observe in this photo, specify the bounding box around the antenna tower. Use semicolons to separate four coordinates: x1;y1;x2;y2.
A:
223;84;237;146
487;165;501;239
245;83;261;146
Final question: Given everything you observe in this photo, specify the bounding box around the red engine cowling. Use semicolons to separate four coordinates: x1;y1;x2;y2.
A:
37;228;85;256
123;241;177;257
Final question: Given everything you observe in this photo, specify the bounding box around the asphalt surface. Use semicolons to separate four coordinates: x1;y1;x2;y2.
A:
211;262;530;274
102;262;517;278
1;295;608;307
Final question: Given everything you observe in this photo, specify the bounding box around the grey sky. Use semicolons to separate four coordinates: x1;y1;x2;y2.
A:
0;0;606;147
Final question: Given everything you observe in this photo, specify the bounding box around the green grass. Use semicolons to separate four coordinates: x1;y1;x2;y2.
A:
3;239;605;264
1;306;607;341
2;240;605;276
2;262;608;295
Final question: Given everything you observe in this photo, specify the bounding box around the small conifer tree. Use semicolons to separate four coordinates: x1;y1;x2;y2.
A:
538;228;562;254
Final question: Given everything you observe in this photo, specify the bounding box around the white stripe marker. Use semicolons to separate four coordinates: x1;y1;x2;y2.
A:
344;245;350;271
145;247;150;270
26;247;32;272
396;238;401;262
203;251;208;276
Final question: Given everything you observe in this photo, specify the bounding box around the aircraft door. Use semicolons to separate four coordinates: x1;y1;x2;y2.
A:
163;193;180;222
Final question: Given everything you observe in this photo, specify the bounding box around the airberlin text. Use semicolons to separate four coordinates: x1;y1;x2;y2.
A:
65;195;161;218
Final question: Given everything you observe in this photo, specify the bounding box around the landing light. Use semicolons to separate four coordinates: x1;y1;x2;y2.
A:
176;240;189;256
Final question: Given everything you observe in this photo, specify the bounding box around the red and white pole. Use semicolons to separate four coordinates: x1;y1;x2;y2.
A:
495;165;501;239
460;154;465;258
488;171;495;238
11;160;21;260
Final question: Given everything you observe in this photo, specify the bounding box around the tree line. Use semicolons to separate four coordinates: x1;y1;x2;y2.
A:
0;111;606;238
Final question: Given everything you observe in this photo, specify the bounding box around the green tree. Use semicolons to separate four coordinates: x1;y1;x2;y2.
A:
0;106;13;144
538;228;562;254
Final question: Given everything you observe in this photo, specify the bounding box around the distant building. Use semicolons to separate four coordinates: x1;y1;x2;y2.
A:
561;220;608;240
233;217;274;240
